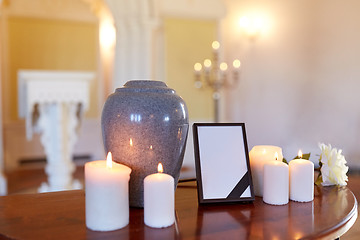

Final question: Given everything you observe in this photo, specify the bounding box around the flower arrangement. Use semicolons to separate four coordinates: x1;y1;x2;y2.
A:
316;143;349;186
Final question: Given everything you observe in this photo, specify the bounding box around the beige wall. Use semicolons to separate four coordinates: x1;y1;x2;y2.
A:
164;17;217;120
221;0;360;167
4;16;98;122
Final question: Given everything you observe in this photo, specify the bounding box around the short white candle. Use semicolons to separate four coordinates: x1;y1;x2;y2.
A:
289;150;314;202
263;158;289;205
85;152;132;231
144;163;175;228
249;145;283;196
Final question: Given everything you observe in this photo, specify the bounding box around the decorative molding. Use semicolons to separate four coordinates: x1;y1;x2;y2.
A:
159;0;226;20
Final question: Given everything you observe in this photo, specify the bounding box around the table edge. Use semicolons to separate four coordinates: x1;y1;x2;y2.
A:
304;189;358;240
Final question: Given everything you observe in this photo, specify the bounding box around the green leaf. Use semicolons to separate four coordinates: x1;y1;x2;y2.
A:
303;153;311;160
293;153;311;160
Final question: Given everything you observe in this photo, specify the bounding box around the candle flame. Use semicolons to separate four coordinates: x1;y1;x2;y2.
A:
149;145;153;150
157;163;163;173
106;152;112;168
298;150;303;159
129;138;133;147
275;152;279;161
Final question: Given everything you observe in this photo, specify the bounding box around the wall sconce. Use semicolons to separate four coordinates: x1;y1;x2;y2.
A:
238;16;266;39
100;19;116;50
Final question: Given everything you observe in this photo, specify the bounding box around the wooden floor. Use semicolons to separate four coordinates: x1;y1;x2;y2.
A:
4;166;360;239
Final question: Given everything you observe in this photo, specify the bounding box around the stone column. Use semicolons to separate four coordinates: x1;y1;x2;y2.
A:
104;0;162;88
37;102;82;192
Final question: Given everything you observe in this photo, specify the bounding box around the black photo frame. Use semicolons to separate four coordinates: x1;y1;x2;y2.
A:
193;123;254;204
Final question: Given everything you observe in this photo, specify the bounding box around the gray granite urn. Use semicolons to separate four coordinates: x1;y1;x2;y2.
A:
101;80;189;207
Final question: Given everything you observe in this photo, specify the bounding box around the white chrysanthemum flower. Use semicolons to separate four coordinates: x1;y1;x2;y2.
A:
318;143;348;186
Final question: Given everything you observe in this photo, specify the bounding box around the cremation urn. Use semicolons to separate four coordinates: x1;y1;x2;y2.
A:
101;80;189;207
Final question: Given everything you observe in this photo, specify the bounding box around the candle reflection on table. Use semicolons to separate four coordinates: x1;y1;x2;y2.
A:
143;213;179;239
196;206;252;239
289;201;314;239
176;182;354;239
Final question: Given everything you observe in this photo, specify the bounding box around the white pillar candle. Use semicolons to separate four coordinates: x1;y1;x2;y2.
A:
249;145;283;196
85;152;132;231
144;163;175;228
289;152;314;202
263;160;289;205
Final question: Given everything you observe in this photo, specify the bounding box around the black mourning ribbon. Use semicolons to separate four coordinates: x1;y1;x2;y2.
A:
226;171;250;199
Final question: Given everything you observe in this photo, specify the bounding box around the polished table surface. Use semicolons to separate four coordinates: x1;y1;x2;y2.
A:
0;181;357;240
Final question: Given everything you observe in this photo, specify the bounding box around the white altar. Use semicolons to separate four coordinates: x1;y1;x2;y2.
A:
18;70;94;192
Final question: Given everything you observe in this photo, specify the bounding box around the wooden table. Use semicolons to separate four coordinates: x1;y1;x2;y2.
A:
0;181;357;239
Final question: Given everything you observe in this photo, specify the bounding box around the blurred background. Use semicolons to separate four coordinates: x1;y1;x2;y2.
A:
1;0;360;189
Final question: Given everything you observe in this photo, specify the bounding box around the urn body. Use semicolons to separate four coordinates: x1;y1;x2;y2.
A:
101;80;189;207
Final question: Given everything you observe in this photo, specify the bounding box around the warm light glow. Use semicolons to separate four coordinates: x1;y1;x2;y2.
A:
157;163;163;173
233;59;241;69
212;41;220;50
150;145;153;150
238;15;267;38
275;152;279;161
239;16;250;28
194;62;202;72
253;18;264;29
220;62;228;71
100;19;116;49
204;59;212;68
294;232;304;239
130;138;133;147
298;150;303;159
106;152;112;168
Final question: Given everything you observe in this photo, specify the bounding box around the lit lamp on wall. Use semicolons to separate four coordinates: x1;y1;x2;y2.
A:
194;41;241;123
99;18;116;50
238;15;267;40
99;17;116;96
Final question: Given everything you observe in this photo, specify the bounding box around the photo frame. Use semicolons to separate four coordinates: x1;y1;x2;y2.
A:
193;123;254;204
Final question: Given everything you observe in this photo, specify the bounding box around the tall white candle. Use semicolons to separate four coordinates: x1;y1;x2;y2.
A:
144;163;175;228
289;150;314;202
85;152;132;231
263;159;289;205
249;145;283;196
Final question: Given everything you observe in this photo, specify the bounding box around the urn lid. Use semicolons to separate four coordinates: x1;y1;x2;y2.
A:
116;80;175;94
